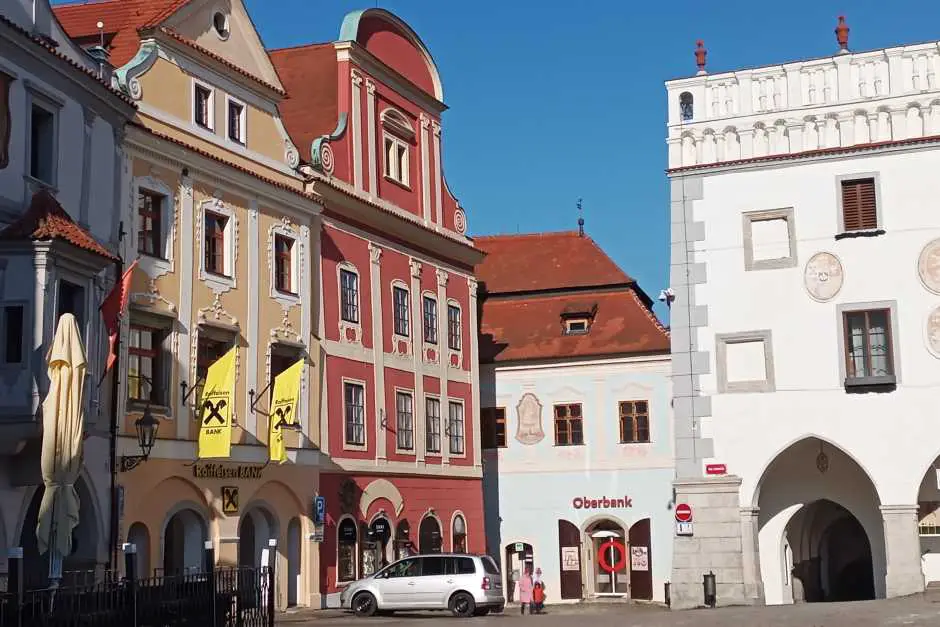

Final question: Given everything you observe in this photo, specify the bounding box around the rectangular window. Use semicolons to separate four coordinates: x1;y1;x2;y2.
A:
564;318;589;335
340;269;359;323
426;397;441;454
57;280;85;334
344;382;365;446
384;136;409;186
619;400;650;443
128;325;166;405
227;99;244;143
274;235;294;294
843;308;894;384
841;178;877;232
137;190;164;258
554;403;584;446
2;305;24;364
194;84;212;129
204;212;228;276
396;391;414;451
423;296;438;344
195;334;230;405
447;304;461;351
393;286;409;336
481;407;506;449
448;401;465;455
29;102;56;184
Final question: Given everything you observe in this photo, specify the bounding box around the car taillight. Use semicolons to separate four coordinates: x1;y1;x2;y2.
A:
482;576;491;590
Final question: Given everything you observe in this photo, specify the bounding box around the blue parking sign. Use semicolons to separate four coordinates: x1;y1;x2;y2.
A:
314;495;326;524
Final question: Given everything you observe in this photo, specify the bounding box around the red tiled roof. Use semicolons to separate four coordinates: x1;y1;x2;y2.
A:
53;0;188;67
0;190;117;260
474;231;633;294
480;289;669;363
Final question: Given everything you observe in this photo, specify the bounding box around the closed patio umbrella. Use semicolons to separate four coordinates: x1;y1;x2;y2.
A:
36;313;87;582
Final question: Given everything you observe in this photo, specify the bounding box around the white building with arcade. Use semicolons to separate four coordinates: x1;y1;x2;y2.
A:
665;17;940;608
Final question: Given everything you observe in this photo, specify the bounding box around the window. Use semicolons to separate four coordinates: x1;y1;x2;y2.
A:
269;347;299;404
384;135;409;186
57;281;85;334
344;382;365;446
715;330;776;393
840;177;878;232
679;91;694;121
195;334;230;402
843;308;895;385
564;318;589;335
383;557;419;578
204;212;228;276
2;305;24;364
619;400;650;443
128;325;167;405
423;296;438;344
420;556;444;577
393;285;409;336
743;208;797;271
29;100;56;184
452;515;467;553
426;397;441;454
137;190;165;258
554;403;584;446
339;269;359;323
448;401;465;455
194;83;213;129
274;235;294;294
337;518;358;582
212;11;230;39
227;98;245;144
481;407;506;449
396;391;414;451
447;304;461;351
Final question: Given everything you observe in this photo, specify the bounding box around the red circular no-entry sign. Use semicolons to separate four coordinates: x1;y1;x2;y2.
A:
675;503;693;523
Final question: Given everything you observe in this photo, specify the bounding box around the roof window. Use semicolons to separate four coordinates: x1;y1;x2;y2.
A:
561;302;597;336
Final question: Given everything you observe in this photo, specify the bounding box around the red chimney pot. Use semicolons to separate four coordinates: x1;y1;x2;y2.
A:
835;16;850;52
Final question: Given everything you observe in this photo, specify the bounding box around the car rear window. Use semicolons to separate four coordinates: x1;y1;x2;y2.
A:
481;556;500;575
454;557;476;575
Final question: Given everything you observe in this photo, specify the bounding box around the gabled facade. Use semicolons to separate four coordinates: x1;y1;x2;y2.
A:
271;9;485;607
476;231;673;604
55;0;321;609
0;0;134;584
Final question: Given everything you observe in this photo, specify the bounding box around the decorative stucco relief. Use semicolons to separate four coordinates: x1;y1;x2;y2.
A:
515;392;545;445
925;305;940;358
804;252;844;302
917;238;940;294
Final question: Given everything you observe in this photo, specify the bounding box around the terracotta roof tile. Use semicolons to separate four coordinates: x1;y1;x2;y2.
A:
0;190;117;260
474;231;633;294
480;289;669;363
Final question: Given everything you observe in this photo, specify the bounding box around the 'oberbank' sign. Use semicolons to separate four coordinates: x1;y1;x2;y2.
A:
572;495;633;509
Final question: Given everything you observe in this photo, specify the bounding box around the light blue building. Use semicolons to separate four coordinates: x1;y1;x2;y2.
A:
475;230;674;604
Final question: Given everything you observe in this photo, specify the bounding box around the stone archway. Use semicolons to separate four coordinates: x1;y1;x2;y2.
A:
163;508;208;575
126;522;151;579
753;436;885;604
916;455;940;585
238;506;279;569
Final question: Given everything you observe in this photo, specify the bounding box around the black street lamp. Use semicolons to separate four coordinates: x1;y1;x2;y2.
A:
120;377;160;472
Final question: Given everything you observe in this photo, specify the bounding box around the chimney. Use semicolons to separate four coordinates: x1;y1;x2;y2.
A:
835;16;850;54
577;198;584;237
695;40;707;76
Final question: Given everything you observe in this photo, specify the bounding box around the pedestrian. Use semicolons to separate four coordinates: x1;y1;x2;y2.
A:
532;581;545;614
514;567;534;615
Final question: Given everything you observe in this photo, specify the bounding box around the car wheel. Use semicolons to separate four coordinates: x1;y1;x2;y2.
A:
449;592;476;618
352;592;377;617
472;608;491;616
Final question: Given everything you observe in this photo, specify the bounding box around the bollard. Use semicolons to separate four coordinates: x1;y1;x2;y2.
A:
203;541;216;626
703;571;716;608
266;539;278;627
8;547;23;627
664;582;671;608
123;544;138;627
203;540;215;574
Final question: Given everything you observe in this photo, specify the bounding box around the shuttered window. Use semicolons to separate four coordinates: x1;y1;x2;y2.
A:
841;178;877;231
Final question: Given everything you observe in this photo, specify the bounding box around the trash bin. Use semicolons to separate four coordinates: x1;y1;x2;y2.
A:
703;571;716;608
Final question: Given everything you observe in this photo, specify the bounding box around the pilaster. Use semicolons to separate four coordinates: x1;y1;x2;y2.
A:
80;107;95;228
436;269;449;464
880;504;925;598
432;122;443;226
246;201;259;437
351;71;363;190
740;507;764;604
468;277;481;468
366;80;377;196
409;258;425;462
419;115;431;223
177;176;194;439
369;243;386;460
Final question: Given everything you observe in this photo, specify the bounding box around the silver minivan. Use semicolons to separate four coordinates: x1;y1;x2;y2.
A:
340;553;505;618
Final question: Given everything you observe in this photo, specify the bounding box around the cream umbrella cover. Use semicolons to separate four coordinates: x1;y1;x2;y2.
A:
36;313;87;578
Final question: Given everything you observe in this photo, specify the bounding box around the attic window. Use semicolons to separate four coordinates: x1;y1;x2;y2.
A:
561;302;597;336
212;12;230;39
565;319;590;335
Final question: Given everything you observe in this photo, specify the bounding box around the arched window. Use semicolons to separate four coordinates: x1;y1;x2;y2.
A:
452;514;467;553
419;516;442;554
395;520;412;561
337;518;358;582
680;92;694;121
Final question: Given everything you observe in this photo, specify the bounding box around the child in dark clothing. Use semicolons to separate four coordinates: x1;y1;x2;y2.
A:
532;581;545;614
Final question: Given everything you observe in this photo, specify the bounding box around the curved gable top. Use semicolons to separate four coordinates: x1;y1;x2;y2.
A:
339;8;443;102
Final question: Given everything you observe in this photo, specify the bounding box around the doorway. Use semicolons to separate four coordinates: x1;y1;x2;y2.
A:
418;516;442;554
628;518;653;600
163;508;207;574
557;519;583;600
587;519;627;595
504;542;533;603
287;518;301;607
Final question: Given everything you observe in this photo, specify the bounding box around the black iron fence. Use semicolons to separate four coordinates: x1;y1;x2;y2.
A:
0;546;274;627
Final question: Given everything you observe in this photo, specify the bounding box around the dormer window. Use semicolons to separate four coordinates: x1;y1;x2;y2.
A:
561;302;597;336
381;108;415;188
565;318;590;335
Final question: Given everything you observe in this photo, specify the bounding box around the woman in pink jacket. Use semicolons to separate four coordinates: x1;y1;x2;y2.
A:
514;568;534;615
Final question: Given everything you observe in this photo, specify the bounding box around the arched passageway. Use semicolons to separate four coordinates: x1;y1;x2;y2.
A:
755;437;885;605
504;541;533;603
585;518;628;595
238;506;278;569
287;517;301;607
126;522;151;579
163;508;207;574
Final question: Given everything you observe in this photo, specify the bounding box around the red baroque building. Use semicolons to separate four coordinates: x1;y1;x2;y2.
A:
271;9;485;606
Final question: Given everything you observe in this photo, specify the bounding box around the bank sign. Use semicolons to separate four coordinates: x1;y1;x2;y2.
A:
572;495;633;509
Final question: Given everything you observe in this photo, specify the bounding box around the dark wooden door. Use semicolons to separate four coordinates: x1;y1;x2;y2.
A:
557;519;583;600
628;518;653;600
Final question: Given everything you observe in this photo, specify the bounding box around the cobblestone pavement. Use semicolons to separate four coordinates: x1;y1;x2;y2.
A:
278;595;940;626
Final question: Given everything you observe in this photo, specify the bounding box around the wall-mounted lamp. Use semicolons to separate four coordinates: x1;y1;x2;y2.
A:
120;377;159;472
379;409;387;429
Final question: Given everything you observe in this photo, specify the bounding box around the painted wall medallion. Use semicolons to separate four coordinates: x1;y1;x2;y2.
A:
803;252;844;302
515;392;545;445
918;238;940;294
926;306;940;358
453;208;467;234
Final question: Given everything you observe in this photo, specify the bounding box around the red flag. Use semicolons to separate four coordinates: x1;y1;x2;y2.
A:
99;259;138;380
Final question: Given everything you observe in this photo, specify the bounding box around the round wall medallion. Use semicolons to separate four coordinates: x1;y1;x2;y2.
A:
918;238;940;294
804;252;844;302
453;208;467;234
926;305;940;358
319;142;335;175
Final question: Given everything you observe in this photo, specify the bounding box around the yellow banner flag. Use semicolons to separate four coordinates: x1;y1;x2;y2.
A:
197;346;237;459
269;359;303;464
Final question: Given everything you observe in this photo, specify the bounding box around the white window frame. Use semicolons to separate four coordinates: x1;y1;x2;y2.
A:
425;394;442;456
25;88;60;189
564;318;590;335
335;514;359;584
394;388;415;454
342;377;368;452
197;198;237;292
391;280;411;339
422;292;438;345
446;299;463;369
269;224;300;306
192;78;215;131
447;398;466;458
132;175;175;276
383;133;410;188
450;510;468;553
337;263;361;326
225;94;247;145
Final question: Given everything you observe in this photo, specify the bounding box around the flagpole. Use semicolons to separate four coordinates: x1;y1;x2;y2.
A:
106;255;123;575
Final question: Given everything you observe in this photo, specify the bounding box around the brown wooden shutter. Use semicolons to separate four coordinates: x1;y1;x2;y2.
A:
841;178;877;231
